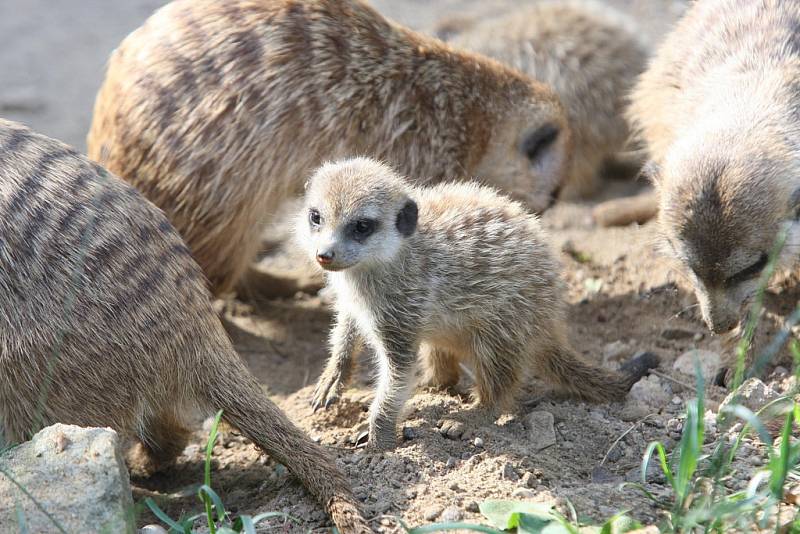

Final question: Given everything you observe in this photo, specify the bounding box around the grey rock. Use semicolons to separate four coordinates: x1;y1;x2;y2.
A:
466;501;480;513
440;506;463;522
473;436;484;447
423;505;444;521
511;488;537;498
720;378;782;415
520;472;536;488
140;526;169;534
627;375;670;410
524;411;556;451
439;420;465;440
501;462;519;481
673;349;722;382
0;424;134;534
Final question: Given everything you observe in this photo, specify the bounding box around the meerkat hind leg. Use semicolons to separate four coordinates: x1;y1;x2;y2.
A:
420;344;461;389
127;412;193;477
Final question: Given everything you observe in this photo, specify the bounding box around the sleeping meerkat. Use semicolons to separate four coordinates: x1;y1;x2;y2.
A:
87;0;571;299
0;120;368;533
443;0;649;198
297;157;657;450
628;0;800;336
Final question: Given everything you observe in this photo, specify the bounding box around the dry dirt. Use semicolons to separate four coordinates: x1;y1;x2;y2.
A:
4;0;800;532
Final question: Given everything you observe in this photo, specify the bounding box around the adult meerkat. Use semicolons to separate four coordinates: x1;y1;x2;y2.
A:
628;0;800;335
298;158;657;450
442;0;649;198
87;0;571;299
0;121;368;533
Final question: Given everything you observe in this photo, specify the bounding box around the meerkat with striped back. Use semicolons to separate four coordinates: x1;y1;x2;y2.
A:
0;120;369;533
442;0;649;198
628;0;800;337
87;0;572;299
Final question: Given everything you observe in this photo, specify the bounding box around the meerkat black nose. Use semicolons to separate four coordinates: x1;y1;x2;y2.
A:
316;250;335;265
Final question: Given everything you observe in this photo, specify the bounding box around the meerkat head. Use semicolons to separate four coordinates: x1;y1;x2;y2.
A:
654;130;800;334
298;157;419;272
471;81;572;214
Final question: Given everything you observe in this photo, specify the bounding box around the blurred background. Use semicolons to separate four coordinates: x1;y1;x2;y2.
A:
0;0;686;151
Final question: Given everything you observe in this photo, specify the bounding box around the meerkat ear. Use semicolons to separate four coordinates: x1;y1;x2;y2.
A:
395;199;418;237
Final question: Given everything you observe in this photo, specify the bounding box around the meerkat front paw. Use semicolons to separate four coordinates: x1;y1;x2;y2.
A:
311;371;345;412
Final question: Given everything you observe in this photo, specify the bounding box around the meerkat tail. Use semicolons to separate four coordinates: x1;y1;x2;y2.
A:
203;358;370;533
538;346;657;402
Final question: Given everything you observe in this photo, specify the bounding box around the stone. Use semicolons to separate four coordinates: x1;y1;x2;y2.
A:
440;506;463;522
673;349;722;382
423;505;444;521
524;411;556;451
520;472;536;488
466;501;480;513
439;420;465;440
402;426;417;441
511;488;537;498
140;526;168;534
501;462;519;481
473;437;484;447
719;378;782;416
0;424;133;534
627;375;670;410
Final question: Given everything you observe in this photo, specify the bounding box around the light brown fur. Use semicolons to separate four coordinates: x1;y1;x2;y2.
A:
629;0;800;337
298;158;656;449
444;0;649;198
87;0;571;298
0;120;368;533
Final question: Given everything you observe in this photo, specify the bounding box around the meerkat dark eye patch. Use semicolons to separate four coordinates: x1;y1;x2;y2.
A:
347;218;378;241
520;124;559;165
395;200;418;237
726;252;768;286
308;208;322;227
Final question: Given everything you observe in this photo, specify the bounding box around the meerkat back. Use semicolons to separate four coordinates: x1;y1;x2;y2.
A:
0;119;369;533
447;0;649;198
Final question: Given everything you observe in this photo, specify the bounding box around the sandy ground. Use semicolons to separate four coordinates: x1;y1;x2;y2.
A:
4;0;800;532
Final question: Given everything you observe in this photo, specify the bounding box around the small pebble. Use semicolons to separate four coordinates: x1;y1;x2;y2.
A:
440;506;463;522
423;505;444;521
403;426;417;441
139;526;168;534
466;501;480;513
671;396;682;405
512;488;537;498
473;436;484;447
520;472;536;488
445;456;458;469
501;462;519;481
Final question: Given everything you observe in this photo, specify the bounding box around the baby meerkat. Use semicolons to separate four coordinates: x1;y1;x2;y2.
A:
0;120;368;533
298;158;656;450
628;0;800;335
88;0;571;299
443;0;649;198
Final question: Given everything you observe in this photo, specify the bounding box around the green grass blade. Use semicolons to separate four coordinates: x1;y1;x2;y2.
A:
199;484;227;524
405;523;507;533
144;498;190;534
250;511;300;524
768;409;795;499
642;441;675;488
723;405;773;447
205;410;224;488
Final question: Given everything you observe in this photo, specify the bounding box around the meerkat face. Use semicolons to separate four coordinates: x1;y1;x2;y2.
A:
297;158;419;273
473;97;572;214
655;147;800;334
